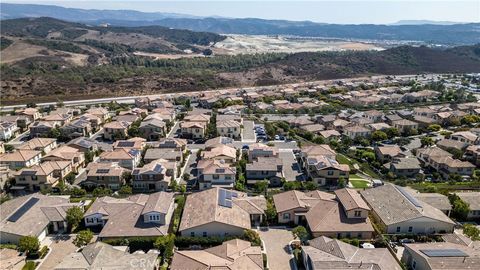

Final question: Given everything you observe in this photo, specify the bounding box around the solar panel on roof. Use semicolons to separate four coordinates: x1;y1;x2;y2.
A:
225;190;232;200
396;186;422;208
153;164;163;173
96;169;110;174
224;199;233;208
218;189;227;206
420;249;469;257
117;141;135;147
8;197;40;222
231;192;238;198
21;171;37;176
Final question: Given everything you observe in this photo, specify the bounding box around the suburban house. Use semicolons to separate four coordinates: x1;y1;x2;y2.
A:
305;155;349;186
450;131;478;145
170;239;263;270
84;192;175;240
361;184;455;234
54;242;158;270
42;145;85;173
42;113;72;126
99;148;141;170
16;108;41;122
85;107;110;123
416;147;475;177
155;138;187;151
77;113;102;130
196;159;236;190
465;145;480;166
201;144;237;163
143;148;182;164
112;139;145;151
0;194;81;244
132;159;175;192
302;236;401;270
273;190;335;224
246;157;284;185
14;161;72;191
17;138;58;154
402;235;479;270
343;125;371;139
389;157;422;178
83;162;128;190
216;119;242;139
139;118;166;141
247;143;278;161
180;121;206;139
67;137;98;153
179;188;266;237
103;121;130;140
455;192;480;220
0;149;42;169
404;187;452;216
59;118;93;139
29;121;56;138
392;119;419;133
375;145;405;163
0;121;19;141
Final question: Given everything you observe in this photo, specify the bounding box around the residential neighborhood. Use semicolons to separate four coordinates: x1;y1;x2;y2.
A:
0;73;479;270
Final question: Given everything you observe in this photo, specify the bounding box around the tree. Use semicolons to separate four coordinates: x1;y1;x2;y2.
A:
66;206;84;231
265;200;277;224
449;194;470;220
420;136;434;147
243;229;261;246
371;131;388;141
338;177;346;188
47;128;61;139
118;185;132;195
254;180;269;195
93;187;112;197
84;150;95;164
4;144;15;152
70;187;87;197
427;124;441;132
292;226;309;242
73;230;93;247
385;128;400;138
18;236;40;255
304;181;318;190
463;224;480;240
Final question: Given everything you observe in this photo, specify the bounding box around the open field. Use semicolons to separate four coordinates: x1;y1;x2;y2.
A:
214;34;385;55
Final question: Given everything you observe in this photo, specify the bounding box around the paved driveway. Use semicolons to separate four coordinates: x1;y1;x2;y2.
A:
242;120;256;142
279;150;304;181
258;227;296;270
38;235;77;270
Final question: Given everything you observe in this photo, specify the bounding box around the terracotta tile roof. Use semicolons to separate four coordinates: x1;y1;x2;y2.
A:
1;149;41;162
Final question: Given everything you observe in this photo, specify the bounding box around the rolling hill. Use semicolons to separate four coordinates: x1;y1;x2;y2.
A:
1;3;479;45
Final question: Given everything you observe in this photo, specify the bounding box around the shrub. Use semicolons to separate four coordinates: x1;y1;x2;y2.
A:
39;246;49;259
66;206;84;231
243;229;261;246
22;261;37;270
18;236;39;255
74;230;94;247
292;226;309;242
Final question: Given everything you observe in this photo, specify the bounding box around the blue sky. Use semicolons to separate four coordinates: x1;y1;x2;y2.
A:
5;1;480;24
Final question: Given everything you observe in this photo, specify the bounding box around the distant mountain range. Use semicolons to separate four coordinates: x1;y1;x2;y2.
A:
1;3;479;45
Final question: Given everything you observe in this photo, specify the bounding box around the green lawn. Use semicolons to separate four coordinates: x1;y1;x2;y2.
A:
337;154;355;169
349;179;370;188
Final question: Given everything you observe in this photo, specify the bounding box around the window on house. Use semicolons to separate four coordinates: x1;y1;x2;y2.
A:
408;226;413;233
190;232;195;237
327;171;334;175
203;232;207;237
354;211;361;217
283;213;290;220
396;226;401;233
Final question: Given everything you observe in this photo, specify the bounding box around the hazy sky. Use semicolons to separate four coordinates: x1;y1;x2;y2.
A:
5;0;480;24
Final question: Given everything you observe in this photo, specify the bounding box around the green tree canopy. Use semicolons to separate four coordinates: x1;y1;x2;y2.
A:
292;226;309;242
66;206;84;231
18;236;40;255
73;230;93;247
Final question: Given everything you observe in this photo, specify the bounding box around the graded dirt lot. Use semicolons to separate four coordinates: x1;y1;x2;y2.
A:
214;34;385;54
